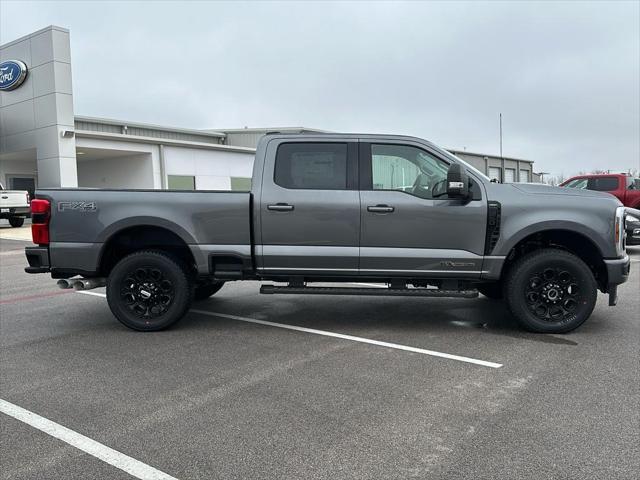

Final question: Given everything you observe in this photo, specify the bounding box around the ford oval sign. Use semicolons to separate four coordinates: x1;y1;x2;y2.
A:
0;60;28;91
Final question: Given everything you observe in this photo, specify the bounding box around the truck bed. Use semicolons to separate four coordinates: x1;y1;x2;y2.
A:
35;188;252;275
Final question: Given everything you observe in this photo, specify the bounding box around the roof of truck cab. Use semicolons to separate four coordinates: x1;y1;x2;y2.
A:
263;132;435;142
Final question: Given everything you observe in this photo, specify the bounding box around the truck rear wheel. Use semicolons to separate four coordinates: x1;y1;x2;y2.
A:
194;281;225;301
504;249;597;333
9;216;24;227
106;250;194;331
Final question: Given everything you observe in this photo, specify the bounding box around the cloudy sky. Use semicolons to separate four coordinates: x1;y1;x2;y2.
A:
1;0;638;177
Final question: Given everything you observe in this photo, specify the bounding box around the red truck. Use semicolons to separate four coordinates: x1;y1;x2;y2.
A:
561;174;640;208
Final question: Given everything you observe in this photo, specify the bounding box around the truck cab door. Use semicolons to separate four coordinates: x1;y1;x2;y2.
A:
358;141;487;278
257;139;360;274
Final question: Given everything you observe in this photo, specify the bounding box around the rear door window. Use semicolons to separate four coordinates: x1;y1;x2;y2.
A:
274;143;348;190
589;177;619;192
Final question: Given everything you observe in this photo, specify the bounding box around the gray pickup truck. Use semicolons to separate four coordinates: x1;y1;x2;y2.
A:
25;133;632;333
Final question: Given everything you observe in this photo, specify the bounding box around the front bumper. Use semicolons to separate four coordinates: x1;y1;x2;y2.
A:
604;254;631;306
24;246;50;274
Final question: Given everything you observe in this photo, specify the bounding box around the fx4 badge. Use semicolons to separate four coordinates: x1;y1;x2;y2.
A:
441;261;475;268
58;201;97;212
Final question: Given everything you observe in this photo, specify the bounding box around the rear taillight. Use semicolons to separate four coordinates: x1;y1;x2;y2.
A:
26;192;30;204
30;198;50;245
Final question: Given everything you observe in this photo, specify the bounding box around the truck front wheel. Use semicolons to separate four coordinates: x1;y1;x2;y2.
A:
106;250;194;331
504;249;597;333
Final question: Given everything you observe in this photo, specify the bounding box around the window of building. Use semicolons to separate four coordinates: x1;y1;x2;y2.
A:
274;143;348;190
519;169;530;183
488;167;502;182
230;177;251;191
504;168;516;183
589;177;619;192
167;175;195;190
371;144;449;199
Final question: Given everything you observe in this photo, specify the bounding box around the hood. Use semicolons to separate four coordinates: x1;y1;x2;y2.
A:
510;183;617;200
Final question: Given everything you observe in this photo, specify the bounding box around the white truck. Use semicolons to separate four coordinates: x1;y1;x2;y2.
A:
0;182;30;227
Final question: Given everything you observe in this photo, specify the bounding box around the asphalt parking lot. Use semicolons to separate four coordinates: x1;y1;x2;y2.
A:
1;228;639;479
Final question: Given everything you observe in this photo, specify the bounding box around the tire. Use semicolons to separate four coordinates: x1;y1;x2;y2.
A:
9;216;24;228
504;249;597;333
478;282;503;300
194;281;225;301
106;250;194;331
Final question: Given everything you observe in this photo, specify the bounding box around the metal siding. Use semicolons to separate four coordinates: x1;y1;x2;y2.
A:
125;126;220;144
74;120;120;134
74;120;221;144
225;132;265;149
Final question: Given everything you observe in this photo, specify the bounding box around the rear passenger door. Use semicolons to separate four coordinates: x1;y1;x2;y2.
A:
258;140;360;274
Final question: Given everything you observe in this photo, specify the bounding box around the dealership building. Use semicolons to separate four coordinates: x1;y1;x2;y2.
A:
1;26;539;195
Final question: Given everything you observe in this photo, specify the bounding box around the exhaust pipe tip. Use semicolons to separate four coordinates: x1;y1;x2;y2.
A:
57;277;106;291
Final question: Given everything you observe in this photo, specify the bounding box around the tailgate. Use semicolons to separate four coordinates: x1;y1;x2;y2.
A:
0;191;29;208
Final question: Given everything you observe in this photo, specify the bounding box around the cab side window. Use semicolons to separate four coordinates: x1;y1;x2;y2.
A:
275;143;348;190
370;144;449;200
589;177;618;192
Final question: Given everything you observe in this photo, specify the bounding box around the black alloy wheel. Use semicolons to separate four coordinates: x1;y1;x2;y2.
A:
505;249;597;333
121;266;176;318
107;250;193;331
524;267;581;322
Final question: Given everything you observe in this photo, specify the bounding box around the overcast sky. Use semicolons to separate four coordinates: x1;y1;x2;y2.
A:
1;0;638;177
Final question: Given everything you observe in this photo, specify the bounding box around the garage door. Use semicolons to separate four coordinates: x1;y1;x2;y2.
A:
489;167;502;182
504;168;516;183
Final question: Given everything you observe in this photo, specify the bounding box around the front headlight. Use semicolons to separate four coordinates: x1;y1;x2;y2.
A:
615;206;626;256
626;214;640;223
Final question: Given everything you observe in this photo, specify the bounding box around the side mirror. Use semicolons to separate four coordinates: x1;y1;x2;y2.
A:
446;163;470;199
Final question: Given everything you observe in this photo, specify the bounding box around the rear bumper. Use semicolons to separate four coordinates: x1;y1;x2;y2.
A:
24;246;50;274
0;206;30;218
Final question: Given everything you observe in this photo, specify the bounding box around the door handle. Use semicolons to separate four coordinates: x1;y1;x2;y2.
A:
367;205;395;213
267;203;294;212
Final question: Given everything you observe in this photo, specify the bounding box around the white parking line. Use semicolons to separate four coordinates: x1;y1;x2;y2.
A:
0;249;26;256
0;236;31;242
0;398;178;480
192;309;503;369
76;291;502;369
76;290;108;298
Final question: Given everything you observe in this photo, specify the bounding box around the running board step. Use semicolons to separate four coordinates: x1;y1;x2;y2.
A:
260;285;479;298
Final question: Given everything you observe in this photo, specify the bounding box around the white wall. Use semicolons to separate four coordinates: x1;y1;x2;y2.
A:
0;157;38;186
164;146;254;190
77;154;154;189
75;136;162;188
